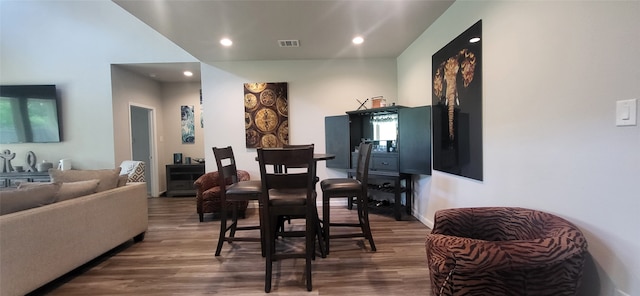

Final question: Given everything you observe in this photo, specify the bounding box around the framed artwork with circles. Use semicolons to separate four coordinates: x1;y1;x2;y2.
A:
244;82;288;148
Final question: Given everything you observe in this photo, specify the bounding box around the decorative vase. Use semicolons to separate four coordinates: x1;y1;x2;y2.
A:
37;161;54;172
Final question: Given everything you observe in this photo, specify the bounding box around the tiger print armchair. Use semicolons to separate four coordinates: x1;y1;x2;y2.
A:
425;207;588;296
194;170;251;222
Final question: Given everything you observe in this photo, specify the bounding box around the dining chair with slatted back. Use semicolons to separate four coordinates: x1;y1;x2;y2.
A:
257;145;318;292
320;142;375;255
213;146;263;256
282;144;319;181
277;144;322;241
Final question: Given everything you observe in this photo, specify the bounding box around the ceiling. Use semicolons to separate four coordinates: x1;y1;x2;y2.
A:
112;0;454;82
115;62;202;83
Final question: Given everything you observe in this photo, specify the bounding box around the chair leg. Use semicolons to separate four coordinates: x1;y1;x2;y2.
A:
276;216;285;238
306;216;314;291
229;202;238;240
322;193;331;255
265;214;279;293
258;203;266;257
315;218;326;258
310;206;325;259
265;254;272;293
357;194;376;252
215;205;228;256
199;213;204;222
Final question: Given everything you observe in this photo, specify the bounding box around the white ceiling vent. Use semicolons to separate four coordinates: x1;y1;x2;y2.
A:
278;40;300;47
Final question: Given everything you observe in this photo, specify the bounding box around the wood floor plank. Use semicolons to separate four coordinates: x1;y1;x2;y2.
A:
30;197;432;295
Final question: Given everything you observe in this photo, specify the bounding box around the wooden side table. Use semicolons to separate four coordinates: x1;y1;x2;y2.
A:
165;164;205;197
0;171;51;188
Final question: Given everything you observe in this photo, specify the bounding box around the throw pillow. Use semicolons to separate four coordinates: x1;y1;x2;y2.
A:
117;174;129;187
56;179;100;201
49;167;121;192
0;183;61;215
120;161;145;182
16;182;47;190
18;179;100;201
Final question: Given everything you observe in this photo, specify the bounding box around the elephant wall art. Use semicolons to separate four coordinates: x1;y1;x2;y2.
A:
432;20;483;181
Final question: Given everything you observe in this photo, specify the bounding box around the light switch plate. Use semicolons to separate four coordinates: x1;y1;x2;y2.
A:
616;99;637;126
615;288;631;296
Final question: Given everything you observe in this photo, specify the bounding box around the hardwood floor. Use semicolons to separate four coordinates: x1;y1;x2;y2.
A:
31;197;432;295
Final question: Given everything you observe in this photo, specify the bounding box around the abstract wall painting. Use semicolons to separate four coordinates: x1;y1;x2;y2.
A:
432;20;483;181
181;105;195;144
244;82;289;148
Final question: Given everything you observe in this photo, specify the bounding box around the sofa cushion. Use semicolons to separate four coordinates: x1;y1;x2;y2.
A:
19;179;101;202
49;168;121;192
0;183;61;215
117;174;129;187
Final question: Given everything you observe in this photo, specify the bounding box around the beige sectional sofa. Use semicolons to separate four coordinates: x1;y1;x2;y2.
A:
0;176;148;296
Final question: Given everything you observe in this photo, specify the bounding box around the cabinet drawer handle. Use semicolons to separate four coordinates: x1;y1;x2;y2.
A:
381;162;389;165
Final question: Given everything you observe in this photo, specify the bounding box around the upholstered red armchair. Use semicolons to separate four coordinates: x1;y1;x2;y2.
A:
194;170;251;222
425;207;588;296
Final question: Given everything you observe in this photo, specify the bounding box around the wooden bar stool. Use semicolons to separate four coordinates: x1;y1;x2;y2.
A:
257;145;320;292
213;146;263;256
320;142;376;255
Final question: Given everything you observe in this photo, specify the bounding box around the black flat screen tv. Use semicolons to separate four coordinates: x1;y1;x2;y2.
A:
0;85;62;144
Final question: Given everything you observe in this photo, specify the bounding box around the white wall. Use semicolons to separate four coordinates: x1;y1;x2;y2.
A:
111;66;164;164
111;66;204;196
160;82;205;167
398;1;640;295
111;65;165;197
0;0;197;169
201;59;397;183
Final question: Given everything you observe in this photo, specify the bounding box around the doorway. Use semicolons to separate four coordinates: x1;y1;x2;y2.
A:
130;104;157;196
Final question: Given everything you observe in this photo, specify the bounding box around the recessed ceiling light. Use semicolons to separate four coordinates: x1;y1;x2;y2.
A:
220;38;233;46
469;37;481;43
352;36;364;45
183;71;193;77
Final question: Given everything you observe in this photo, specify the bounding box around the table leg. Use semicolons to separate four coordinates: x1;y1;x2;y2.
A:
405;174;412;216
394;177;401;221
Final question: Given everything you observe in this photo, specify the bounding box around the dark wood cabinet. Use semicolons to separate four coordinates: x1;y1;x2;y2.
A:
371;152;399;172
325;105;431;175
325;105;432;220
351;152;399;172
325;115;351;169
398;106;431;175
165;164;205;197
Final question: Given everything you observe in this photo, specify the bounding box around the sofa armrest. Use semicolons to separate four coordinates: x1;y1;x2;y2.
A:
426;233;587;274
194;171;219;191
237;170;251;182
194;170;251;191
430;208;480;238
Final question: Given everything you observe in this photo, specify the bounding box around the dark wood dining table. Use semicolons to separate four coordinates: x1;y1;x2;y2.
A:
254;153;335;161
255;153;335;173
311;153;335;161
